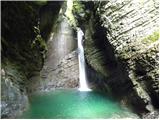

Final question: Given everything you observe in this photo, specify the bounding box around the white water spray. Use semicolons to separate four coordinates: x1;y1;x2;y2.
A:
77;28;91;91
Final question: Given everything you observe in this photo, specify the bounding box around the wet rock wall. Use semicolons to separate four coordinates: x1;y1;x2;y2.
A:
73;0;159;118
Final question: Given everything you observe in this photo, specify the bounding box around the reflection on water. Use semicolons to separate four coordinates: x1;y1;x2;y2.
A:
20;89;139;119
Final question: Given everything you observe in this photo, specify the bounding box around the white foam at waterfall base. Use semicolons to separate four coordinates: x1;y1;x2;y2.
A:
77;28;91;92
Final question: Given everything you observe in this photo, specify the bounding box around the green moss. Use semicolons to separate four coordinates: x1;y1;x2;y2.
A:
31;26;48;55
65;0;86;27
64;0;77;27
73;1;85;14
143;31;159;43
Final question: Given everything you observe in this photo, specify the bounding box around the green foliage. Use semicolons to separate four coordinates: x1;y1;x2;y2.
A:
73;1;85;14
72;1;92;27
143;31;159;43
64;0;77;27
65;0;89;28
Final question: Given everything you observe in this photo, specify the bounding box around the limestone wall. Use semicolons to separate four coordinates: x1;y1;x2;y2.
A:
99;0;159;52
74;0;159;117
97;0;159;114
1;60;28;118
27;16;79;92
28;51;79;92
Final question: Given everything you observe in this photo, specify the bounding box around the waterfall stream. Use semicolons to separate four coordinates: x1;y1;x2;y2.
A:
77;28;91;91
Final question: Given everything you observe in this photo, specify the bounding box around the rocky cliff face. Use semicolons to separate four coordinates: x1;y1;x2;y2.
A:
28;50;79;92
27;3;79;92
1;2;40;118
72;0;159;118
1;60;28;118
1;0;159;119
1;1;62;118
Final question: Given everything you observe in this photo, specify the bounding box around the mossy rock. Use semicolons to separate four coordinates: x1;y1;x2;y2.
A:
143;31;159;43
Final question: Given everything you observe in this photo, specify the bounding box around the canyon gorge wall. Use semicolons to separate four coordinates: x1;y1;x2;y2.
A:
28;2;79;92
1;1;79;118
1;0;159;119
28;17;79;92
1;1;62;118
72;0;159;118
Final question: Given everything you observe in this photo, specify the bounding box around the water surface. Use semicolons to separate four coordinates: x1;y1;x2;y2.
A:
21;89;138;119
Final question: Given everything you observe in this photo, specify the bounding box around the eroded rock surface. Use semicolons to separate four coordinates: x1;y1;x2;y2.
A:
1;0;159;118
1;60;28;118
1;1;62;118
72;0;159;117
27;15;79;93
28;51;79;92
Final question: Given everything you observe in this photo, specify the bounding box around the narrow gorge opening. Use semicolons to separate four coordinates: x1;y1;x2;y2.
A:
1;0;159;119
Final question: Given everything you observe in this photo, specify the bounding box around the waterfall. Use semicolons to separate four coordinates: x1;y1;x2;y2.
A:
77;28;91;91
